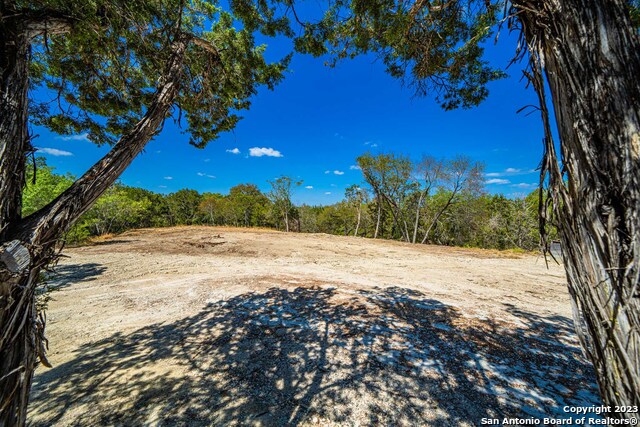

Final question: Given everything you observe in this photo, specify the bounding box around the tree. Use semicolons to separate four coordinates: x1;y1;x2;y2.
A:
377;154;415;242
267;176;301;232
356;153;394;238
344;184;369;236
410;156;444;244
298;204;323;233
317;202;355;235
228;183;270;227
199;193;225;225
165;189;203;225
419;156;484;244
21;158;74;217
299;0;640;409
0;1;290;423
81;184;153;235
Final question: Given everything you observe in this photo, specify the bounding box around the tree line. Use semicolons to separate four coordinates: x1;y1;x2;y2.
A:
25;155;548;252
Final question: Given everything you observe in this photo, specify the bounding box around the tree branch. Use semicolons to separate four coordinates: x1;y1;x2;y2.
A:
24;15;75;39
16;35;189;248
3;10;78;38
186;33;222;60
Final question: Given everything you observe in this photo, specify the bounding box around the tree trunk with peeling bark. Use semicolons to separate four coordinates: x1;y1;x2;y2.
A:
514;0;640;410
374;197;382;238
0;18;36;427
0;29;188;424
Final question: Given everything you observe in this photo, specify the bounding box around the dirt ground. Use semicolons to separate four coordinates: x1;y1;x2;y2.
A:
27;226;600;426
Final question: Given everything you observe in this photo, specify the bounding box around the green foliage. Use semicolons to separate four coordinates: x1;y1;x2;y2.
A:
228;184;271;226
298;205;324;233
165;189;204;225
630;0;640;29
199;192;226;225
28;0;291;147
317;202;355;235
25;157;549;251
268;176;302;231
198;184;271;227
22;157;74;217
294;0;506;109
79;185;154;235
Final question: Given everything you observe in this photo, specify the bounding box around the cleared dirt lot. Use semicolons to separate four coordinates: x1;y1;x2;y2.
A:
28;226;600;426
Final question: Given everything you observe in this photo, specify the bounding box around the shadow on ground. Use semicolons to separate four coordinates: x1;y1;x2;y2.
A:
29;285;601;426
36;262;108;312
45;263;107;290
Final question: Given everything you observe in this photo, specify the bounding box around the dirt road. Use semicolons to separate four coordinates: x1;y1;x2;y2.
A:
28;226;600;426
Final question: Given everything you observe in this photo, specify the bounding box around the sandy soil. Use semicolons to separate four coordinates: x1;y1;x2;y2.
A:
28;226;600;426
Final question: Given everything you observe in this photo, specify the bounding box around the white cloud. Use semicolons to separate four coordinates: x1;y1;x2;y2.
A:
197;172;216;179
305;185;313;189
333;170;344;175
226;148;240;154
330;184;337;187
485;178;511;185
324;170;331;174
511;183;537;189
204;158;211;162
485;168;536;178
370;143;378;148
37;147;73;156
324;192;332;195
350;165;361;170
164;176;173;180
249;147;283;158
57;133;89;141
158;185;168;189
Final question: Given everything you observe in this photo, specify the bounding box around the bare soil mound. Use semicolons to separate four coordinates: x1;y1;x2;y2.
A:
28;226;600;426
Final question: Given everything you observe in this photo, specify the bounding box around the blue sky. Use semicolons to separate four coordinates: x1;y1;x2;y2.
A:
33;26;551;206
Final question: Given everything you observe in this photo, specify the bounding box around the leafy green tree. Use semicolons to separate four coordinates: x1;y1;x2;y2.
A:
79;184;153;236
199;193;225;225
409;156;444;243
228;183;271;227
356;153;394;238
114;186;169;229
317;202;355;236
419;156;484;244
267;176;301;232
298;205;323;233
21;158;74;217
165;189;204;225
0;1;291;421
344;185;369;236
378;154;415;242
481;195;512;249
505;197;538;250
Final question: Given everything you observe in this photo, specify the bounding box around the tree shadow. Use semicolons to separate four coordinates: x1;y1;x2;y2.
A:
29;285;601;426
44;263;107;291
